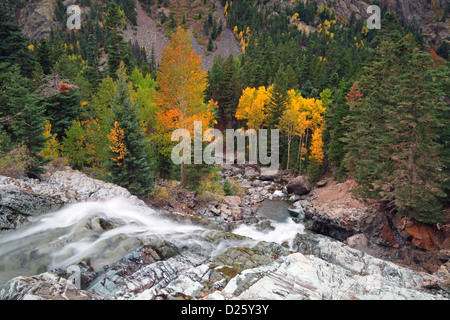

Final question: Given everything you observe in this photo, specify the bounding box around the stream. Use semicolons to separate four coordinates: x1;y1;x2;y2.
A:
0;198;303;286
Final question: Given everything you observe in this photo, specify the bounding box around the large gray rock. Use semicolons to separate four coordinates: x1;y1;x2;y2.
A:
0;272;107;300
286;176;312;196
206;235;448;300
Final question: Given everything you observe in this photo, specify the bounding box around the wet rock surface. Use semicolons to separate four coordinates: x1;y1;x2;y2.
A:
0;168;145;230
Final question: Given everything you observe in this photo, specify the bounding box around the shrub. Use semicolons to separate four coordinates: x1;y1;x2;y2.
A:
223;179;234;196
0;145;33;178
150;185;171;207
228;178;245;197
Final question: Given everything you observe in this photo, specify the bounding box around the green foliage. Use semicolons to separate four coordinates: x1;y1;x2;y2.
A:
0;64;48;177
223;179;234;196
197;167;225;200
343;34;448;223
106;65;154;196
61;121;89;169
0;1;35;75
44;87;82;140
36;38;52;74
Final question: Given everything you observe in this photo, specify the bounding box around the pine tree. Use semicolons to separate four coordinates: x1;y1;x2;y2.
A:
106;63;154;196
326;78;351;179
149;43;157;77
207;36;214;52
0;65;48;177
106;1;126;78
36;38;52;74
266;65;289;128
0;1;35;75
85;34;102;87
343;34;447;223
301;80;314;98
383;36;446;223
45;83;81;140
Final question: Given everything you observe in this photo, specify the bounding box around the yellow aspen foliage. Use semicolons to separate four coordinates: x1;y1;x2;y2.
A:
107;121;127;166
233;26;239;36
40;121;61;160
235;86;271;129
310;126;324;164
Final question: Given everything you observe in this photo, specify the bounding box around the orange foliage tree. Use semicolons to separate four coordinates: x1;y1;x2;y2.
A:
155;26;216;187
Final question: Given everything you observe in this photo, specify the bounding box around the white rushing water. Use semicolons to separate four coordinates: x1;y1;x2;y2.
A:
0;197;305;285
0;198;204;283
232;219;305;245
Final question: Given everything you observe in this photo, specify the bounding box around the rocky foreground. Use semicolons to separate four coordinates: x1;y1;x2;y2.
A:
0;166;448;300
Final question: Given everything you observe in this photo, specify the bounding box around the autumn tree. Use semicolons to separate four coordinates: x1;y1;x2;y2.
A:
155;26;215;188
235;86;271;130
277;91;300;170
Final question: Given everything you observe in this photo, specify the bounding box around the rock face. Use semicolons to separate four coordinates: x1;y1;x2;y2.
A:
286;176;312;196
313;0;449;48
206;234;448;300
18;0;59;40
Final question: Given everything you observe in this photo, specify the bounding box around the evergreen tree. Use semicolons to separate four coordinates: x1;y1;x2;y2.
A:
326;78;351;179
106;1;126;78
0;1;35;75
0;65;48;177
343;34;447;223
36;38;52;74
267;65;290;128
207;36;214;52
85;34;102;87
106;63;154;196
301;80;314;98
45;84;82;140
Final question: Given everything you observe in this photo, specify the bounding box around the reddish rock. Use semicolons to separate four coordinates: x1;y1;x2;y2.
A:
168;199;182;212
392;215;444;251
404;223;437;250
379;221;399;248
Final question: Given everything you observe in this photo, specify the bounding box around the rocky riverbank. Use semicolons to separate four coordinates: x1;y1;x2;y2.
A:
0;166;449;300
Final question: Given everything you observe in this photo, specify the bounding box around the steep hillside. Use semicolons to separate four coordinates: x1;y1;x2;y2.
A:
124;0;241;69
11;0;449;67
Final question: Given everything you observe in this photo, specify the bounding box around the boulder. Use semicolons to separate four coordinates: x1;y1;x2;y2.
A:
223;196;241;208
0;273;107;300
347;233;369;249
286;176;312;196
316;180;328;188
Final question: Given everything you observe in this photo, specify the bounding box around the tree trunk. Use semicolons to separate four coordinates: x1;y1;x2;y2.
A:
180;161;186;189
286;136;291;170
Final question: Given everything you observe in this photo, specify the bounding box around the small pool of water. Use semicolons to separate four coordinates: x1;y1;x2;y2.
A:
256;199;294;223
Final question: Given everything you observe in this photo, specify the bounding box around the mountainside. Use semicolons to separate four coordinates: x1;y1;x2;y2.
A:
14;0;449;65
